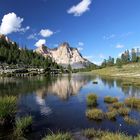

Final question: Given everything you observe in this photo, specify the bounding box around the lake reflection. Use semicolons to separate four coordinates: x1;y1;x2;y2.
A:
0;74;140;140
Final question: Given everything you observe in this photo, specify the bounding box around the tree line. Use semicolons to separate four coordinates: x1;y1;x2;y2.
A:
101;48;140;68
0;36;62;70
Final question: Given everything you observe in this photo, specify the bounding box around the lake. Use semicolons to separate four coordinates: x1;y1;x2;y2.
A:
0;74;140;140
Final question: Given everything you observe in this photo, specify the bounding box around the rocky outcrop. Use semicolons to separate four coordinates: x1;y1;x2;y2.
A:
35;42;92;69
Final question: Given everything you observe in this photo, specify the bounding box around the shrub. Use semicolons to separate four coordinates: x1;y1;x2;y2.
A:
0;96;17;124
104;96;118;104
106;110;118;120
14;116;33;138
125;97;140;108
42;132;73;140
86;94;98;106
118;107;130;116
86;109;104;120
124;116;139;125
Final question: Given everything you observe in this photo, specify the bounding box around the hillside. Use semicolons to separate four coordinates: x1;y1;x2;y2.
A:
92;63;140;78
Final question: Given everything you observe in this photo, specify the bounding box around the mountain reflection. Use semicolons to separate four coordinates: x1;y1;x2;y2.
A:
36;74;91;100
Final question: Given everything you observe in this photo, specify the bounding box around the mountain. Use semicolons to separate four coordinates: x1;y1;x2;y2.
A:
35;42;93;69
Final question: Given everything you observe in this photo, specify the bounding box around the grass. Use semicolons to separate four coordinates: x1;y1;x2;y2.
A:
112;102;125;109
124;116;139;125
92;63;140;79
14;116;33;138
42;132;73;140
118;107;130;116
83;128;104;139
125;97;140;108
105;110;118;120
83;128;133;140
101;132;133;140
86;108;104;120
86;93;98;106
0;96;17;124
104;96;118;104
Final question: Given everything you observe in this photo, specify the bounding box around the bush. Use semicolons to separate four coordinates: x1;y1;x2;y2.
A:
86;109;104;120
125;97;140;108
104;96;118;104
42;132;73;140
0;96;17;124
14;116;33;138
124;116;139;125
86;94;98;106
118;107;130;116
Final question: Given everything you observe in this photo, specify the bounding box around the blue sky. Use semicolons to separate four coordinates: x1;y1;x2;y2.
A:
0;0;140;64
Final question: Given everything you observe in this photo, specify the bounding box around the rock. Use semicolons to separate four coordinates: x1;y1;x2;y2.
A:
35;42;93;69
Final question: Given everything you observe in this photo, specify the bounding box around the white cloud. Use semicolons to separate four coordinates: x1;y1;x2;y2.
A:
103;34;116;40
19;26;30;33
78;42;84;46
99;54;105;59
40;29;53;37
35;39;46;47
67;0;92;16
116;44;125;49
77;42;84;51
0;12;29;35
27;33;38;40
84;55;93;59
77;47;83;51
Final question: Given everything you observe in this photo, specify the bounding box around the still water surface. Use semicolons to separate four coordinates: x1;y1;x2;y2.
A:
0;74;140;139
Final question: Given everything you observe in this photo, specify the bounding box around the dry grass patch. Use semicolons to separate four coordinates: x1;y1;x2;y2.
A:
86;108;104;120
104;96;118;104
86;93;98;106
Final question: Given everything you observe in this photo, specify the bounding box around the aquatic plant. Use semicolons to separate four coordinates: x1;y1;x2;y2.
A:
14;116;33;138
86;93;98;106
105;110;118;120
42;132;73;140
83;128;104;139
0;96;17;124
83;128;133;140
86;108;104;120
118;107;130;116
101;131;133;140
125;97;140;108
112;102;125;109
124;116;139;125
104;96;118;104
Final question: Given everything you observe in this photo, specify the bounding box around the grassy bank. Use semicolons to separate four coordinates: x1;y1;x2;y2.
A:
92;63;140;78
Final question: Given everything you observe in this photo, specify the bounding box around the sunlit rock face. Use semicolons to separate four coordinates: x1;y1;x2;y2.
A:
35;42;92;69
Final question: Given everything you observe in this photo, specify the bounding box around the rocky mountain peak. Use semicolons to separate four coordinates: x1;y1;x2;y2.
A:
35;42;93;69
